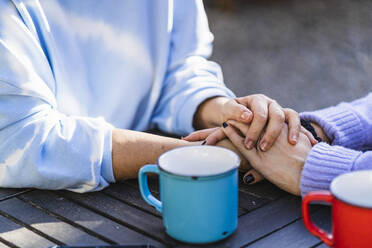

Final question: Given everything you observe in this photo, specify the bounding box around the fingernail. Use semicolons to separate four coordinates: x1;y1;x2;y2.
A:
181;136;184;140
241;111;250;121
222;122;228;128
291;134;298;142
260;141;268;151
243;174;255;184
201;140;206;145
245;140;254;149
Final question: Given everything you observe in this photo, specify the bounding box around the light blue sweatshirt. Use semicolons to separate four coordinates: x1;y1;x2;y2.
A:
0;0;234;192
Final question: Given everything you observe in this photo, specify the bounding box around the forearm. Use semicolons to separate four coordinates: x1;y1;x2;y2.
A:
112;128;249;180
112;129;200;180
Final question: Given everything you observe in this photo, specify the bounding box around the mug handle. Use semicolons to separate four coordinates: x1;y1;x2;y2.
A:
302;191;334;246
138;164;162;212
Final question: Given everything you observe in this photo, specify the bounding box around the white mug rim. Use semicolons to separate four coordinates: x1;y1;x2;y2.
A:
330;170;372;209
157;146;240;178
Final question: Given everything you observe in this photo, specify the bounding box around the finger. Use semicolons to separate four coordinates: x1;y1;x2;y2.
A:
183;127;219;141
221;122;258;161
242;169;264;185
205;128;226;145
258;102;285;151
301;126;318;146
243;99;269;149
235;94;269;107
226;120;250;135
284;108;301;145
223;99;253;123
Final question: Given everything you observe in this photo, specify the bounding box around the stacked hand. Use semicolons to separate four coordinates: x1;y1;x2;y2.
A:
223;120;312;195
189;94;318;149
186;94;317;194
184;94;317;194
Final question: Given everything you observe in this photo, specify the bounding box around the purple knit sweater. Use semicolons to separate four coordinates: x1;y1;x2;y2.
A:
300;93;372;196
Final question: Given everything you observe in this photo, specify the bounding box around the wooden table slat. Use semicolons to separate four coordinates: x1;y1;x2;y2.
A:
0;214;54;248
177;195;303;248
245;207;331;248
104;183;161;217
238;191;271;213
60;190;177;246
19;191;165;247
0;189;32;202
126;179;159;194
238;181;286;201
0;238;13;248
0;197;107;246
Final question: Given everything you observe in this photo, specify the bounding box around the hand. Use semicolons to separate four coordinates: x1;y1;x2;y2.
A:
189;94;317;151
221;120;312;196
215;138;252;172
193;96;253;130
184;121;317;149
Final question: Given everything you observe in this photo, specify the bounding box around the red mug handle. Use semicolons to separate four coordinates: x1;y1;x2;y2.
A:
302;191;334;247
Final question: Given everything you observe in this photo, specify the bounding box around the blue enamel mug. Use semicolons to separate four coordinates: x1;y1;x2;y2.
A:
138;146;239;244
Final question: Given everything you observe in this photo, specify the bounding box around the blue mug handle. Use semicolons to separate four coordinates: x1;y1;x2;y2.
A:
138;164;162;212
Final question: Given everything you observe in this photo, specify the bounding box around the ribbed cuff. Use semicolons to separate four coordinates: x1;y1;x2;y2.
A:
177;87;235;135
300;105;364;149
300;142;362;197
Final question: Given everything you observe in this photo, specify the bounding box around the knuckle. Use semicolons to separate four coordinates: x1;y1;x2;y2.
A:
287;108;299;117
256;93;266;99
255;111;268;121
271;99;278;105
272;110;285;121
284;107;293;113
263;132;276;142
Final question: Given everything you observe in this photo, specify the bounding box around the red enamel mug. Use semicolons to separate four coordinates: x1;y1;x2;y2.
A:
302;171;372;248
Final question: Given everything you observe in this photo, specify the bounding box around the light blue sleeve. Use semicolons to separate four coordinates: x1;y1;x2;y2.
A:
151;0;235;135
0;2;114;192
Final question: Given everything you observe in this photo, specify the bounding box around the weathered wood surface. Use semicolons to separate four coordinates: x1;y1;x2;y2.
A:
18;191;164;247
0;179;329;247
0;214;55;248
0;189;32;202
246;207;331;248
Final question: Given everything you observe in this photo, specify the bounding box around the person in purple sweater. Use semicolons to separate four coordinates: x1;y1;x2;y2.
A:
186;93;372;196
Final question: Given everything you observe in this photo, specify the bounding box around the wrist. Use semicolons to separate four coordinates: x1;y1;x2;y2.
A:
112;129;199;180
310;122;331;143
193;96;229;129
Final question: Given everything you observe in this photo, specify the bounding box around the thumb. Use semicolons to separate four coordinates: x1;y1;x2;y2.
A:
223;99;253;123
242;169;264;185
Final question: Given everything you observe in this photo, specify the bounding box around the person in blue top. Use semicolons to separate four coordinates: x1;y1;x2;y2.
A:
0;0;309;192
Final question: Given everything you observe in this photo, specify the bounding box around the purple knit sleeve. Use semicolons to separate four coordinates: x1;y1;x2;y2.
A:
299;93;372;196
300;105;364;150
300;143;361;196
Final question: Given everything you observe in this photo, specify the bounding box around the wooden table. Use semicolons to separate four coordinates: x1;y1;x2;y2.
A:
0;175;331;248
